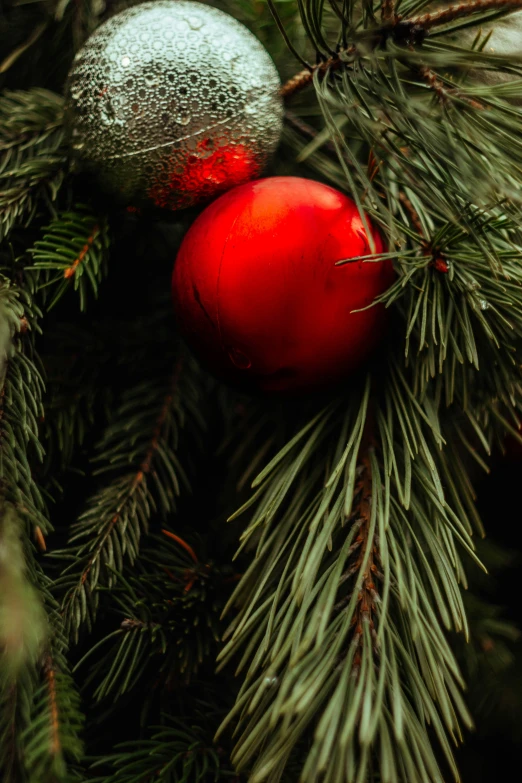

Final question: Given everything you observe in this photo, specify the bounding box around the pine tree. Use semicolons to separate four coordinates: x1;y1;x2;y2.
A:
1;0;522;781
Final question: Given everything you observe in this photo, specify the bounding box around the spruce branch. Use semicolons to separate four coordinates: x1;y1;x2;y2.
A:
73;531;234;701
28;206;110;311
0;275;47;531
0;277;84;781
0;501;47;684
56;355;207;643
22;580;84;783
89;713;235;783
0;502;83;783
0;89;66;242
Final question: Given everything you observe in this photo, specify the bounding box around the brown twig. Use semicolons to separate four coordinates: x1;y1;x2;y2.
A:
280;46;356;99
417;64;485;109
408;0;522;30
349;454;380;672
162;529;199;564
381;0;396;22
43;655;60;756
34;525;46;552
63;224;99;280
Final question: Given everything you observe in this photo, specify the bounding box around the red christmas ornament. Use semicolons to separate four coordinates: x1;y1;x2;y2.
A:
172;177;394;393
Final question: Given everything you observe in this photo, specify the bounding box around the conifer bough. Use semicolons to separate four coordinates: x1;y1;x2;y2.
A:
1;1;522;782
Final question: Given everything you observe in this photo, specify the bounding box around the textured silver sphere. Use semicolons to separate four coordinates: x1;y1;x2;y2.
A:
65;0;284;210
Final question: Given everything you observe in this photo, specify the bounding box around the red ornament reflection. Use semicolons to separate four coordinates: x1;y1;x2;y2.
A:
149;139;256;210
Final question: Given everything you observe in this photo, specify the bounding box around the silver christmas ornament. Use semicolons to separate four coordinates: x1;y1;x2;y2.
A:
65;0;284;210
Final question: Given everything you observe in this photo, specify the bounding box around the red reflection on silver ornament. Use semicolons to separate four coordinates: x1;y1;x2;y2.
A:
149;140;256;210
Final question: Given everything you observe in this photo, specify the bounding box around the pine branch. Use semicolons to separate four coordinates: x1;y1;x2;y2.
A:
28;206;110;311
372;204;522;404
0;89;66;242
346;451;381;678
56;355;207;643
217;370;477;783
280;0;522;98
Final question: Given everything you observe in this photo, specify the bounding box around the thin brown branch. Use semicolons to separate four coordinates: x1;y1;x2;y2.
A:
43;655;60;756
381;0;396;22
408;0;522;30
162;529;199;564
34;525;46;552
417;65;485;109
63;224;99;280
350;454;380;671
280;46;355;99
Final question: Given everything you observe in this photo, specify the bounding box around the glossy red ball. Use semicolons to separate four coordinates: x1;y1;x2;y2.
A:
172;177;394;393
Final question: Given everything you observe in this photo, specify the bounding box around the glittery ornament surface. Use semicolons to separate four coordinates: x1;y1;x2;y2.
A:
65;0;283;209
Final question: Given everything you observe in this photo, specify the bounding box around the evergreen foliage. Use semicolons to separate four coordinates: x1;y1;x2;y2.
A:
0;0;522;781
28;206;110;311
56;352;206;643
90;711;236;782
0;277;83;781
0;89;65;241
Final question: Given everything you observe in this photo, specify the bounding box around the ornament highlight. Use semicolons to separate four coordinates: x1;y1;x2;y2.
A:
65;0;283;209
172;177;394;394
